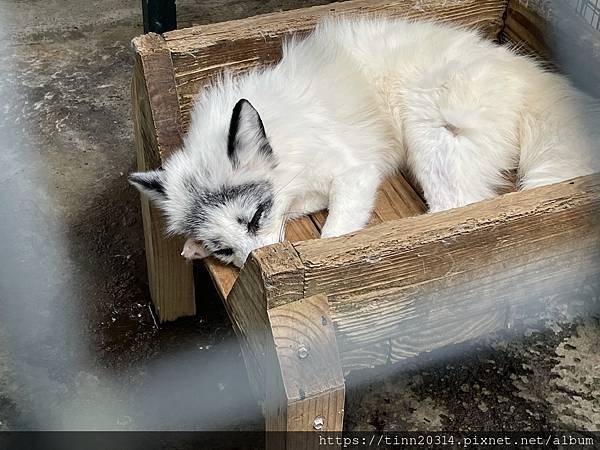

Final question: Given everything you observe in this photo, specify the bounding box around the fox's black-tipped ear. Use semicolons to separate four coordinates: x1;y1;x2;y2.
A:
128;170;166;202
227;99;273;167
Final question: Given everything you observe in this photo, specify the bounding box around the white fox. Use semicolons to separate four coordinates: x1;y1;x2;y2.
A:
130;17;599;268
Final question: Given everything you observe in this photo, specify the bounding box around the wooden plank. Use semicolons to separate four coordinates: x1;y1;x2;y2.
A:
294;174;600;300
176;0;335;29
266;294;345;440
249;241;307;308
305;173;426;372
503;0;553;60
383;243;600;363
334;237;599;362
372;174;427;224
286;217;321;241
310;210;328;231
204;256;238;300
216;252;270;402
339;340;391;376
132;33;185;160
162;0;509;131
131;36;195;321
288;174;600;372
224;242;306;401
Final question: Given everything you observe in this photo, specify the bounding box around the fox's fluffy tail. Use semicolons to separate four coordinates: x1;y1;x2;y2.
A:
517;72;600;190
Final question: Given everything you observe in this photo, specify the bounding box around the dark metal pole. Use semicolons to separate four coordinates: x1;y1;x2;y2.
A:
142;0;177;34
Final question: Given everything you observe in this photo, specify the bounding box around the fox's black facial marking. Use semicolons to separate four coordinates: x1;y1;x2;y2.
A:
206;239;234;257
248;207;263;234
181;180;274;237
213;247;234;257
247;199;272;235
227;100;244;163
227;99;272;167
139;177;164;194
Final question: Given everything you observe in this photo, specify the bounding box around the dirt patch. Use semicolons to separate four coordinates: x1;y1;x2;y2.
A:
345;320;600;431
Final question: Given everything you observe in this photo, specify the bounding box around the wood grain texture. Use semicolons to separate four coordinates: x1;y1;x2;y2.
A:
266;294;345;437
132;33;185;160
339;341;391;375
162;0;509;131
224;242;306;401
204;256;238;300
334;237;599;364
383;244;600;362
290;174;600;371
219;253;273;402
294;175;600;300
176;0;335;29
371;174;427;224
229;175;600;380
503;0;552;59
131;46;195;321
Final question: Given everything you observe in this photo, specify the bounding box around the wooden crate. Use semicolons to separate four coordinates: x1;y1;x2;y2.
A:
131;0;600;439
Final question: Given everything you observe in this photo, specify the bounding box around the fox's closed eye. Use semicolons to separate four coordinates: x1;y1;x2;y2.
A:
213;247;234;256
247;203;266;234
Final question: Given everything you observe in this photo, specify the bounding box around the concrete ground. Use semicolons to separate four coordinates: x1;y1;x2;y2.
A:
0;0;598;436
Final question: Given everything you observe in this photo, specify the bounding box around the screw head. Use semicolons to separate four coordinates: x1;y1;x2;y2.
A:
297;345;309;359
312;416;324;430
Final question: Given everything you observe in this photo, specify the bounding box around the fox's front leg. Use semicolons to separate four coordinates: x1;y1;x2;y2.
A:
321;165;382;238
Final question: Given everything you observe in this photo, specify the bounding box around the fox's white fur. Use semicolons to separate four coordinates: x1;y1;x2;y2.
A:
130;17;599;268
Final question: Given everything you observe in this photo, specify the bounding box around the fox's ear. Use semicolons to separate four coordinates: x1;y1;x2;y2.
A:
181;238;209;260
227;99;273;168
128;170;166;202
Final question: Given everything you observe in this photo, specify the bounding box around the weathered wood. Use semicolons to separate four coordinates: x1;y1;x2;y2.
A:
131;36;195;321
372;175;427;224
265;294;345;442
175;0;335;29
291;174;600;371
384;245;600;362
225;242;306;401
230;175;600;380
294;175;600;299
203;256;238;300
335;238;600;365
162;0;509;131
503;0;553;59
339;341;391;375
132;33;185;160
